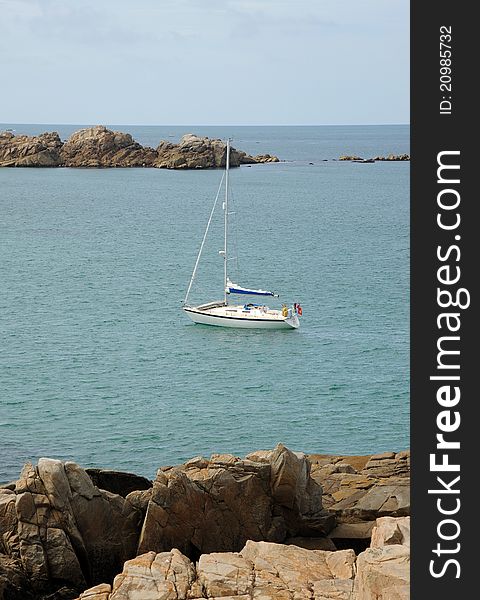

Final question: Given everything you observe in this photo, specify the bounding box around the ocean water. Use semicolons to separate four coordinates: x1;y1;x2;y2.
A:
0;125;409;482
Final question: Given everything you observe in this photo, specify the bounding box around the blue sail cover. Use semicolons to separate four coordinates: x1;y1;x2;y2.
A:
226;280;277;297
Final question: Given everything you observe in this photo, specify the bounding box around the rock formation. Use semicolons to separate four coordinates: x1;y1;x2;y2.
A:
0;131;63;167
76;517;410;599
0;128;279;169
0;447;409;599
137;444;332;557
60;126;157;167
0;458;142;597
155;134;279;169
308;451;410;548
339;154;410;162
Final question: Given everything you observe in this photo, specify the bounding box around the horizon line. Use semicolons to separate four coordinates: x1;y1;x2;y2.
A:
1;122;410;128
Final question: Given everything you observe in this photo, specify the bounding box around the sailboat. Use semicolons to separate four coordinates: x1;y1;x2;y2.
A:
182;139;301;330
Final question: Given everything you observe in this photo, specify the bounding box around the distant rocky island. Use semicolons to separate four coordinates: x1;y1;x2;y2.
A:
339;154;410;163
0;126;279;169
0;444;410;600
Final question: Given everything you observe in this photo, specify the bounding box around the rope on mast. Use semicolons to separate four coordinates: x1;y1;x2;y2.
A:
183;171;225;305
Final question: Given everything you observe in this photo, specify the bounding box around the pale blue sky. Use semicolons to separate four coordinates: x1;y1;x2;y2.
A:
0;0;409;125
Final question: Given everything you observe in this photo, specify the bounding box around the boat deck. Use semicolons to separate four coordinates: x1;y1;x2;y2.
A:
183;302;300;329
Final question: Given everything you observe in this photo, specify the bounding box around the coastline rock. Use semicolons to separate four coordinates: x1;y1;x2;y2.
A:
0;131;63;167
370;516;410;548
0;458;142;596
0;555;33;600
0;128;280;169
1;450;410;599
60;126;157;167
373;154;410;161
339;155;363;161
309;451;410;529
137;444;332;557
339;154;410;162
354;545;410;599
155;134;279;169
77;517;409;600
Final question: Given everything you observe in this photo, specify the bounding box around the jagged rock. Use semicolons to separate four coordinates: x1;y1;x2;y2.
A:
79;542;356;599
339;155;363;161
373;154;410;161
2;452;410;599
155;134;279;169
197;552;252;597
354;545;409;599
241;541;355;598
370;517;410;548
309;451;410;529
0;458;142;595
76;518;409;600
137;455;280;556
339;153;410;163
60;126;157;167
0;555;33;600
0;131;63;167
137;444;332;557
1;128;279;169
85;469;152;498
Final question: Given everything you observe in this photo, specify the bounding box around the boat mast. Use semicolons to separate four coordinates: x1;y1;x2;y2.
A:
224;138;230;305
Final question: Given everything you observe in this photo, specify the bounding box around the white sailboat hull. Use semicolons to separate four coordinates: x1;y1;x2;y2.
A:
183;305;299;329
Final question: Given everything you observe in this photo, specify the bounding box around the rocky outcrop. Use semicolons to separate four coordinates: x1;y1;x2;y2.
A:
155;134;279;169
0;555;33;600
77;517;409;599
137;444;333;557
0;449;409;599
0;459;142;597
0;131;63;167
60;126;157;167
0;128;279;169
339;154;410;162
373;154;410;161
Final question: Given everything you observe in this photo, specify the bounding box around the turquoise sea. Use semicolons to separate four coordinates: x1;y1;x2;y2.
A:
0;125;409;483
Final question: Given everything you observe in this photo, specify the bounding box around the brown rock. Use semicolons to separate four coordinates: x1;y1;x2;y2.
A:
313;578;354;599
60;126;157;167
370;516;410;548
1;458;142;595
137;457;279;556
0;555;34;600
354;545;410;600
197;552;252;597
309;451;410;527
75;518;410;600
0;131;63;167
137;444;331;558
155;134;279;169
